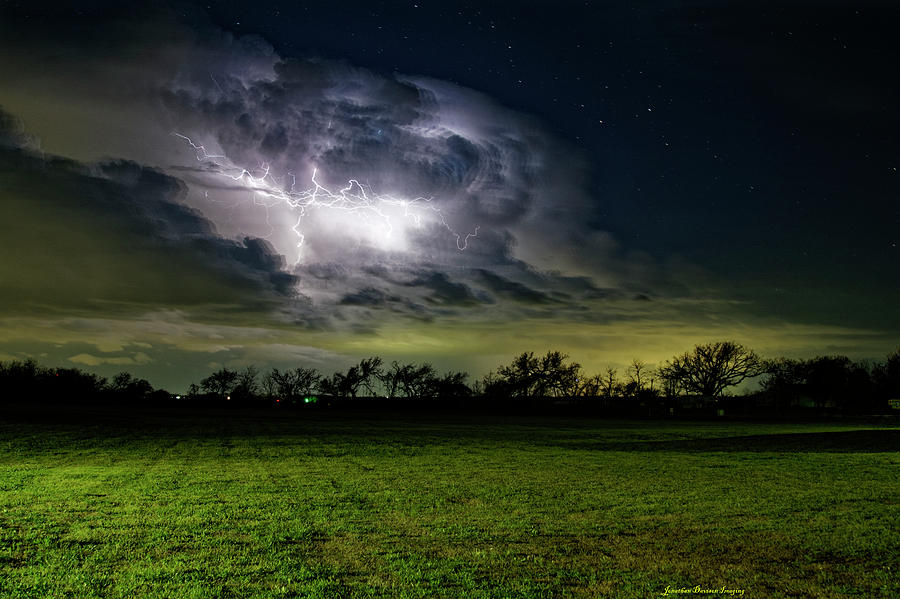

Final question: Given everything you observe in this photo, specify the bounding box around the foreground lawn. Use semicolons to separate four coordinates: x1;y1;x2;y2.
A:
0;408;897;598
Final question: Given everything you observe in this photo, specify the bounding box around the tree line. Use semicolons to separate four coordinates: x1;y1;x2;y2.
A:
190;356;471;404
0;359;168;404
2;341;898;414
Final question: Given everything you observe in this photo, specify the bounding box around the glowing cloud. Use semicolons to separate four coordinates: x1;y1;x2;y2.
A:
173;132;479;262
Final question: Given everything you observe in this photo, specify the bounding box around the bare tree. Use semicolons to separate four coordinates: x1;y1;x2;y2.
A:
233;365;260;400
261;370;278;400
378;361;408;398
293;367;321;399
659;341;766;398
267;367;321;402
268;368;296;400
399;363;437;398
626;359;652;398
599;367;619;399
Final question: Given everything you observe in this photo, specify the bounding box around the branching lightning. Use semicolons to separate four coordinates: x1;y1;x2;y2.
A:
173;133;478;261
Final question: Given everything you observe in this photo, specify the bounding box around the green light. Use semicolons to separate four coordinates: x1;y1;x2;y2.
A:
303;396;318;404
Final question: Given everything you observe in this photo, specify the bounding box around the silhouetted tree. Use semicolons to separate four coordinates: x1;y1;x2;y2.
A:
201;368;238;398
659;367;681;398
540;352;582;397
399;363;437;398
294;367;321;400
54;367;111;401
368;361;469;399
579;373;604;397
495;350;581;399
805;356;852;408
378;361;409;398
267;368;294;400
762;355;877;412
261;371;278;400
358;356;383;396
805;356;873;410
0;359;152;404
496;352;537;398
320;357;383;399
231;366;260;402
599;367;620;399
341;369;360;398
760;358;806;410
873;349;900;401
111;372;134;393
478;370;509;399
625;359;653;398
659;341;765;398
1;359;42;401
319;371;354;399
433;370;470;398
110;371;153;401
265;367;319;403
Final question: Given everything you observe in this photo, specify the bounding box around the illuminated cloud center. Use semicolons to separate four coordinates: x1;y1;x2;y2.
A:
175;133;479;262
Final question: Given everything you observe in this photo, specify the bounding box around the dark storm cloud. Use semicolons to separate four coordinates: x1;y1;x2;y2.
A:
339;287;392;307
473;269;557;305
0;109;300;317
337;267;490;311
335;287;434;322
403;272;487;308
95;160;216;240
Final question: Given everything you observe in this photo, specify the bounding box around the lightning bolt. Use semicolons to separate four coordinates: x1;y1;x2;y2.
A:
173;133;479;262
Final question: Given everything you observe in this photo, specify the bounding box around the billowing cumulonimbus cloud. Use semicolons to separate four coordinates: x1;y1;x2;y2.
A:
160;50;548;262
148;21;681;316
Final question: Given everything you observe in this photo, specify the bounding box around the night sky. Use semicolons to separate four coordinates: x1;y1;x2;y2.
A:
1;0;897;391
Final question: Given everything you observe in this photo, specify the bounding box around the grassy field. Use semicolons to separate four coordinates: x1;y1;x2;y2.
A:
0;407;897;598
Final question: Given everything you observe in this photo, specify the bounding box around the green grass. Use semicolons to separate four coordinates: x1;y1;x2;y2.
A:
1;408;897;598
